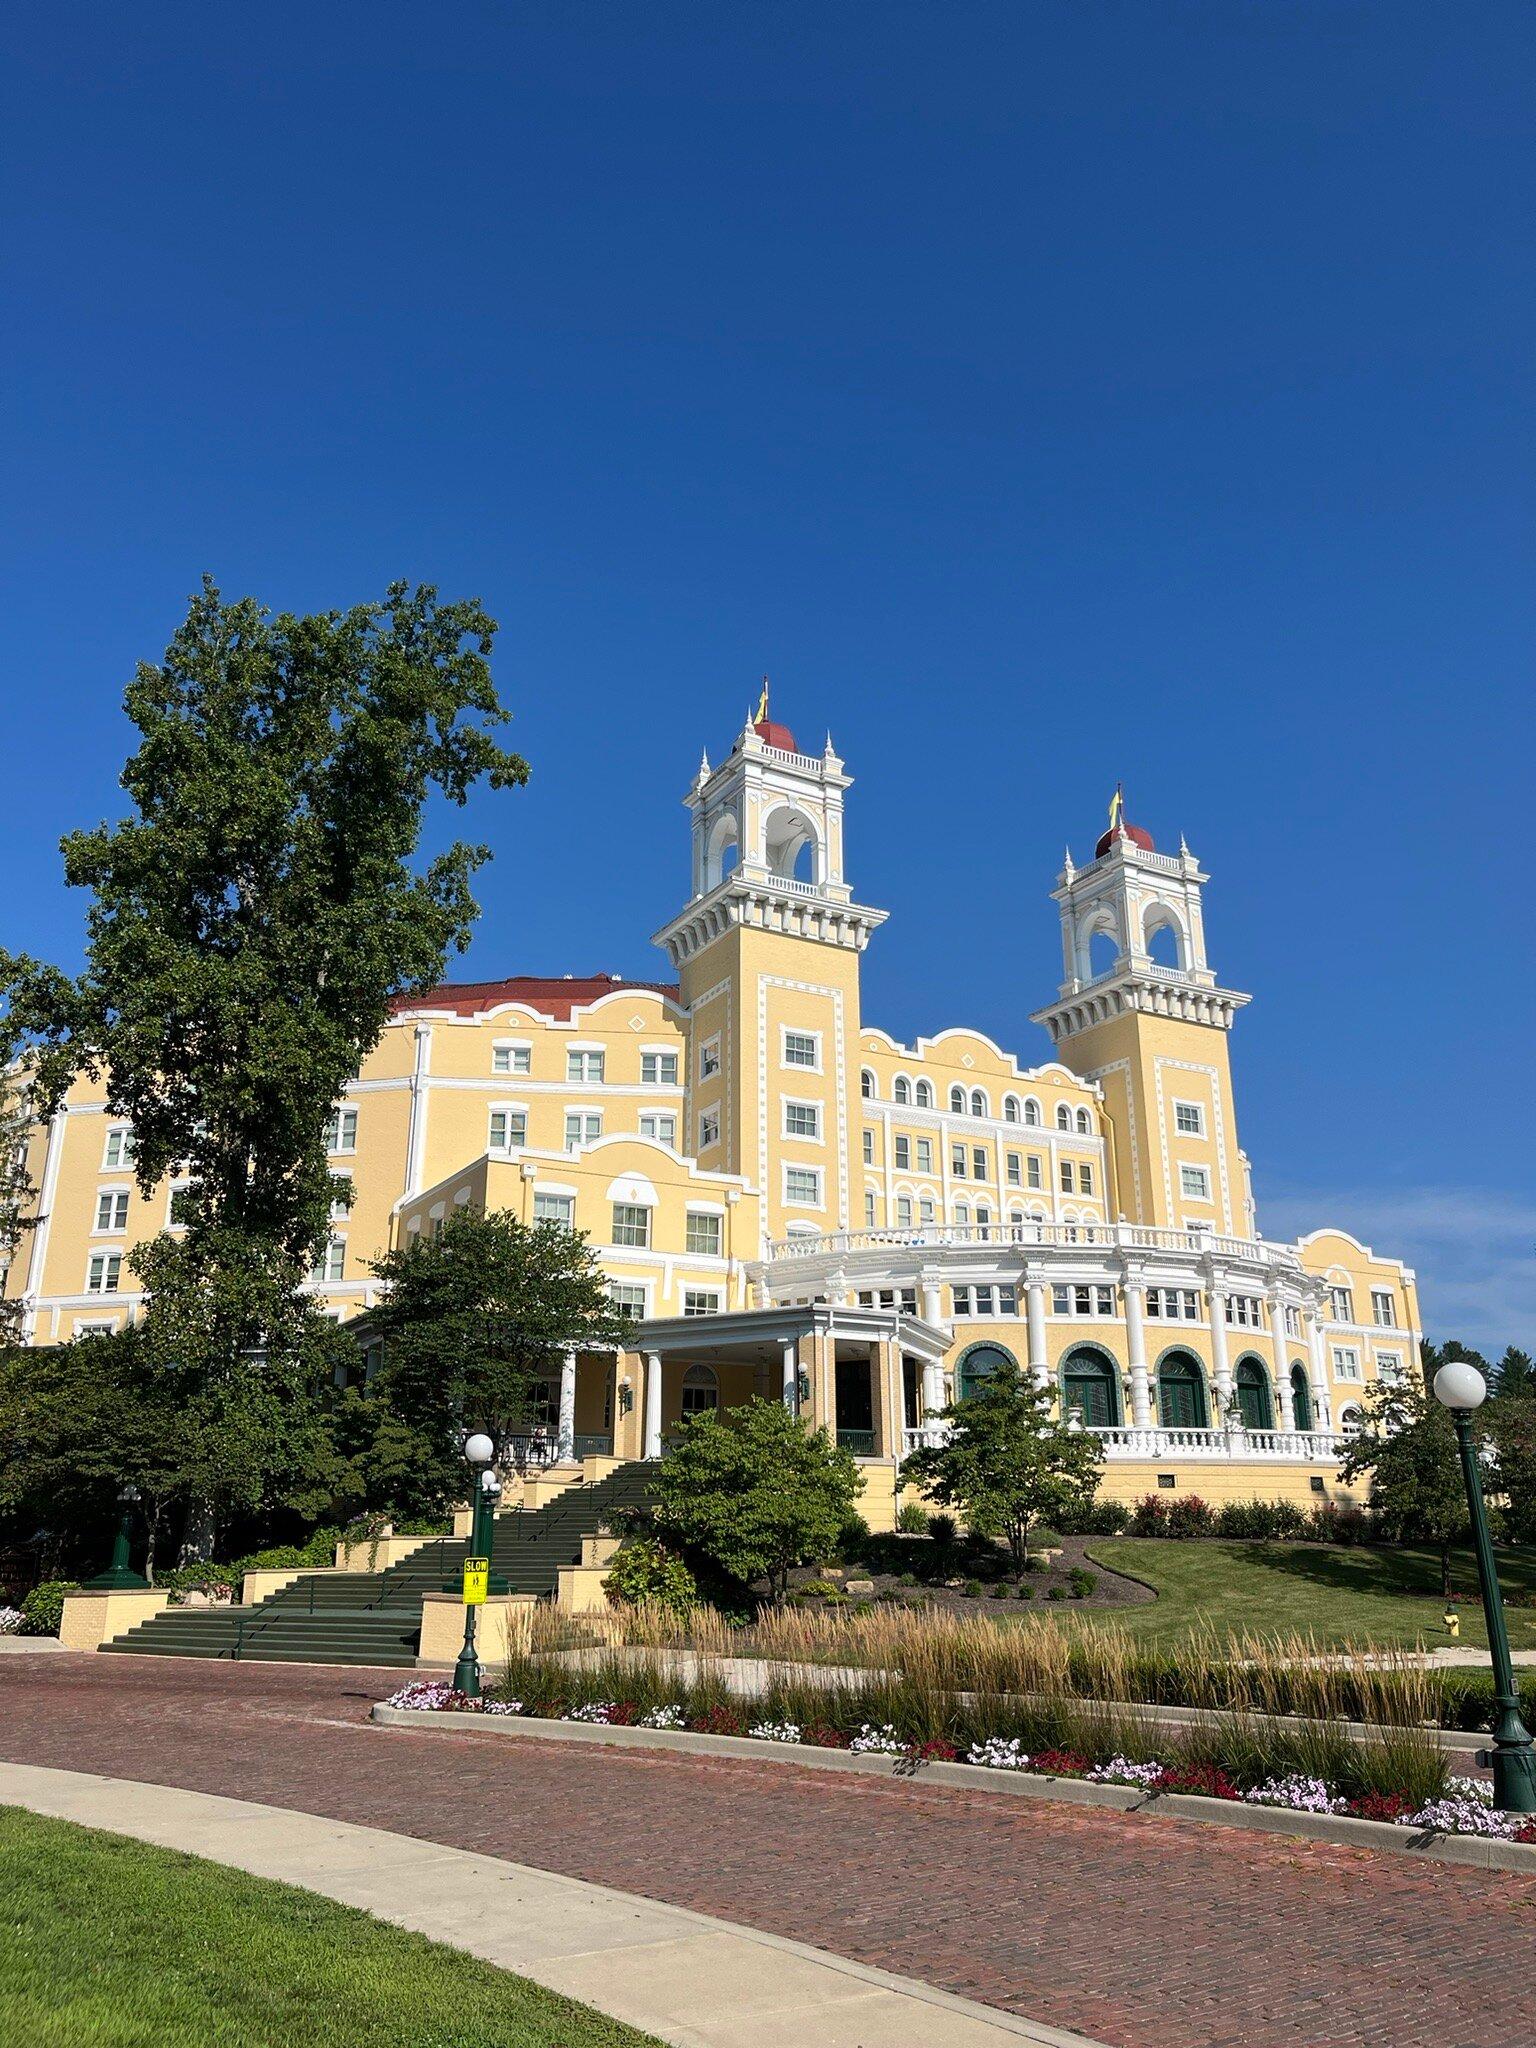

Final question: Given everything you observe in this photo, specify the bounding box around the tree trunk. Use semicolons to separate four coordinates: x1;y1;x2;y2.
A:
178;1498;216;1566
1441;1542;1453;1600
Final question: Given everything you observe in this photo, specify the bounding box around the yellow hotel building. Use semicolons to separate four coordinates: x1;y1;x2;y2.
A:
5;706;1420;1524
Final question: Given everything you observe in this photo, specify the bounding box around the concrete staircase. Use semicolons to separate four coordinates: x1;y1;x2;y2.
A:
102;1461;656;1667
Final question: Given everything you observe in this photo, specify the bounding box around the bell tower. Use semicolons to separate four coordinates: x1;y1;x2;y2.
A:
653;699;886;1247
1030;804;1253;1237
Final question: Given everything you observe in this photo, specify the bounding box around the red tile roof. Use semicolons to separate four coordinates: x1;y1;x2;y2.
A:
390;974;680;1021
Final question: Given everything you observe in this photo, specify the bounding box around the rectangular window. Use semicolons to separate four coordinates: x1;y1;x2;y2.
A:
1285;1305;1301;1336
641;1051;678;1086
102;1126;135;1170
683;1288;722;1317
611;1203;651;1248
863;1128;875;1164
565;1111;602;1149
953;1286;973;1317
1147;1287;1200;1321
785;1166;821;1206
1371;1288;1397;1327
951;1144;967;1178
998;1283;1018;1315
864;1191;877;1226
896;1195;913;1227
784;1101;821;1140
492;1043;531;1075
1059;1159;1073;1192
566;1049;605;1084
919;1196;936;1224
87;1252;122;1294
782;1029;819;1070
1006;1152;1022;1186
1179;1164;1210;1200
972;1146;987;1180
95;1189;129;1233
915;1137;932;1173
894;1135;911;1169
1174;1101;1204;1136
1078;1163;1093;1195
310;1238;345;1284
533;1191;574;1227
699;1038;721;1080
328;1176;352;1224
488;1108;527;1150
1051;1284;1070;1315
1027;1155;1043;1189
1330;1286;1355;1324
685;1210;722;1256
323;1107;358;1154
609;1283;646;1322
1226;1295;1262;1327
698;1108;720;1150
1375;1351;1403;1383
1332;1346;1362;1381
169;1183;194;1230
639;1111;677;1146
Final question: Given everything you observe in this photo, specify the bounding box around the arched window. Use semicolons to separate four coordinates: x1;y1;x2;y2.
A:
1003;1095;1020;1123
958;1341;1014;1402
1234;1357;1274;1431
1339;1403;1364;1436
1290;1363;1313;1432
1061;1348;1120;1428
1156;1351;1209;1429
1075;1107;1091;1134
894;1075;910;1105
860;1069;875;1100
1056;1104;1072;1131
1024;1098;1042;1127
970;1088;987;1118
949;1085;966;1114
681;1363;719;1418
915;1079;933;1109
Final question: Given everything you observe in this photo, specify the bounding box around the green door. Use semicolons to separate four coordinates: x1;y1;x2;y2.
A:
1156;1356;1208;1429
1235;1360;1273;1431
1290;1365;1312;1432
1062;1353;1118;1427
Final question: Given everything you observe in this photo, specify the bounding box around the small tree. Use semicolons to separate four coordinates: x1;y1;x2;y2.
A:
1336;1376;1472;1596
901;1357;1103;1576
367;1208;621;1498
649;1399;863;1602
1487;1394;1536;1546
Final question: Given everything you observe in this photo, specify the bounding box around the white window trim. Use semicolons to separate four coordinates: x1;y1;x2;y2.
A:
639;1045;681;1085
779;1026;823;1074
488;1102;529;1151
698;1032;723;1081
101;1124;135;1170
1172;1097;1206;1137
782;1162;825;1210
491;1039;533;1074
86;1251;123;1293
781;1096;824;1144
92;1186;132;1235
1178;1163;1212;1201
696;1102;721;1150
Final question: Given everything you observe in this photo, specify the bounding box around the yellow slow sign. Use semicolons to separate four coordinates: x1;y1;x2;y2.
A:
462;1557;490;1605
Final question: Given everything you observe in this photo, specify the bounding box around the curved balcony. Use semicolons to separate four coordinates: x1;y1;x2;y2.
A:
766;1219;1303;1278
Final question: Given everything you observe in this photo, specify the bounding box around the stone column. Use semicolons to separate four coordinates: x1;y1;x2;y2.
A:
643;1350;663;1459
920;1276;942;1326
1206;1273;1233;1418
1269;1295;1295;1430
1025;1274;1050;1390
1304;1306;1331;1430
921;1354;944;1422
1123;1277;1152;1427
782;1336;799;1414
557;1348;577;1460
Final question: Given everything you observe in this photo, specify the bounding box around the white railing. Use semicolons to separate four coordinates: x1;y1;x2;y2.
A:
768;1220;1293;1270
1091;1426;1343;1462
901;1425;947;1455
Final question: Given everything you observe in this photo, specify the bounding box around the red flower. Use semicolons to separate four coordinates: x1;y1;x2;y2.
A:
802;1723;852;1749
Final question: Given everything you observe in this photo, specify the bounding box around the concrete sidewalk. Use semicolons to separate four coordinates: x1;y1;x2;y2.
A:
0;1760;1106;2048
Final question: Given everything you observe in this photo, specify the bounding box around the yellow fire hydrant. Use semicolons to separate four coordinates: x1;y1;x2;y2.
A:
1444;1606;1460;1640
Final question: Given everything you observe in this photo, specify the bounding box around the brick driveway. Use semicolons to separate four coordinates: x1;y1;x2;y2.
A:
1;1652;1531;2048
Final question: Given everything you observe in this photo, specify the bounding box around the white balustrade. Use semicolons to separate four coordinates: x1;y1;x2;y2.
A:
1090;1425;1342;1463
767;1218;1300;1276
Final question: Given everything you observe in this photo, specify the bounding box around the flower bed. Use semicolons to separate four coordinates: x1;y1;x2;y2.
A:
379;1679;1536;1842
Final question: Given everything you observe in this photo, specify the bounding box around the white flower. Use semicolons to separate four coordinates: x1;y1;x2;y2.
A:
639;1704;685;1729
382;1680;519;1716
1088;1756;1166;1790
849;1722;906;1755
1243;1775;1345;1815
0;1607;23;1636
564;1701;616;1724
748;1720;803;1744
1404;1779;1526;1839
966;1737;1032;1771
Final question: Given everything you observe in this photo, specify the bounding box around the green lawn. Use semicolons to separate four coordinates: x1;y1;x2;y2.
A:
0;1808;664;2048
1084;1538;1536;1650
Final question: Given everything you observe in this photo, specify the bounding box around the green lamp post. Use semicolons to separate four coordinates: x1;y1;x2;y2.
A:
84;1483;150;1591
1433;1360;1536;1813
452;1433;497;1698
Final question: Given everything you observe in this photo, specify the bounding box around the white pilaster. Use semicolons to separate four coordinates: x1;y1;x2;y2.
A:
1304;1306;1331;1429
1123;1278;1152;1427
1269;1294;1295;1430
1207;1273;1233;1413
1025;1275;1050;1389
781;1337;799;1413
404;1024;433;1197
557;1348;577;1460
643;1350;663;1459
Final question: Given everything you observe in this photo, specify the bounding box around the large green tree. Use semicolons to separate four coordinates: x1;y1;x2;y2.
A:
0;1069;37;1346
901;1357;1103;1575
365;1208;621;1502
649;1399;863;1602
0;581;525;1552
1337;1375;1472;1596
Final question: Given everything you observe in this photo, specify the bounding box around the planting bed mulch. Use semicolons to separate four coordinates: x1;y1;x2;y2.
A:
779;1533;1156;1615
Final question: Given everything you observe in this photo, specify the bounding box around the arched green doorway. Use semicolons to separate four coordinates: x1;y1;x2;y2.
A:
958;1342;1014;1403
1061;1348;1120;1428
1234;1357;1274;1431
1156;1351;1209;1429
1290;1363;1313;1432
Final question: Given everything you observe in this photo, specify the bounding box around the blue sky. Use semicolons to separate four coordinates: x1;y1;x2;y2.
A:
2;6;1531;1349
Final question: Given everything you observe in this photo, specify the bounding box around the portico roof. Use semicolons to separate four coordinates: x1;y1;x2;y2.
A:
632;1300;949;1365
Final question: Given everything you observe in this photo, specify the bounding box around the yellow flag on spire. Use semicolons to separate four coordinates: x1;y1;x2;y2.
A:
1107;783;1124;831
755;676;770;725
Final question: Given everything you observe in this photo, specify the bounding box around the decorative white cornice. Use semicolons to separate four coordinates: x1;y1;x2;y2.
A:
652;875;888;967
1031;971;1251;1043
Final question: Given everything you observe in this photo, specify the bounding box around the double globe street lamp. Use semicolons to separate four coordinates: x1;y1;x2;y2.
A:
452;1432;502;1699
1432;1360;1536;1813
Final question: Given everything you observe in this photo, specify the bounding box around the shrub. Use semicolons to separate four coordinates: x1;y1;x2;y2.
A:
1066;1567;1098;1598
1054;1498;1129;1535
1128;1494;1169;1537
989;1584;1009;1600
927;1512;958;1550
1030;1528;1064;1550
896;1501;931;1534
1013;1583;1034;1600
1165;1495;1214;1538
602;1539;699;1614
1046;1585;1067;1601
20;1581;78;1637
836;1512;872;1561
963;1578;984;1600
1303;1502;1374;1546
1213;1499;1308;1540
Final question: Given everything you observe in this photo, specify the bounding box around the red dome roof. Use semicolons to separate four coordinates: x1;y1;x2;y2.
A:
754;717;799;752
1095;820;1156;858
